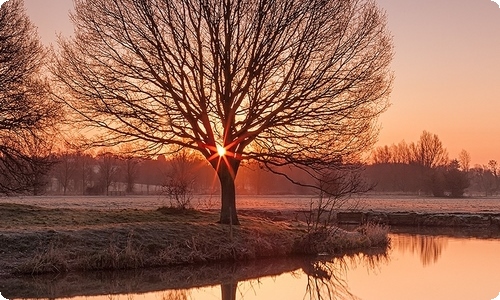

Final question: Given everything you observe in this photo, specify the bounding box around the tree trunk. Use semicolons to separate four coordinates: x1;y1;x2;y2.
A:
221;282;238;300
216;157;240;225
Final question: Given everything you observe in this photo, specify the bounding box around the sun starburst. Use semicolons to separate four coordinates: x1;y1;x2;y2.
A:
216;144;226;157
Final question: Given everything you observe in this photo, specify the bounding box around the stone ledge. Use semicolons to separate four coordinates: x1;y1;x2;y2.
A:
336;211;500;228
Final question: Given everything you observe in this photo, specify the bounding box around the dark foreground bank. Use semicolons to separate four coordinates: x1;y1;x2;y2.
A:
0;203;389;276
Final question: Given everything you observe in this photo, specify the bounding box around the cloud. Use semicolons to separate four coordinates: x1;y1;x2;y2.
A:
492;0;500;8
492;292;500;300
0;292;8;300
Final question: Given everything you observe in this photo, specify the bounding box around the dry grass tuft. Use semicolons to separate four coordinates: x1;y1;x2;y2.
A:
356;222;391;247
80;232;145;270
15;243;68;275
292;223;390;255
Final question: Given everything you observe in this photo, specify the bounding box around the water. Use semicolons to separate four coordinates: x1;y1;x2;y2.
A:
3;231;500;300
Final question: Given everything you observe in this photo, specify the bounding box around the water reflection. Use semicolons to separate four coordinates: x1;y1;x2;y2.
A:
158;290;189;300
391;234;448;266
302;251;389;300
1;249;388;300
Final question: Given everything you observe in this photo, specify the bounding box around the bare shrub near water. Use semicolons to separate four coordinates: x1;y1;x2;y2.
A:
303;167;366;232
295;168;390;254
162;177;194;209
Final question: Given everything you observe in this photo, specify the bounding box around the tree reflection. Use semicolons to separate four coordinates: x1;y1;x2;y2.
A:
301;251;390;300
159;290;189;300
221;282;238;300
392;234;448;266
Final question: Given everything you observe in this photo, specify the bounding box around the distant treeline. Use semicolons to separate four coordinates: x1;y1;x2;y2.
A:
364;131;499;197
39;150;315;196
2;131;498;198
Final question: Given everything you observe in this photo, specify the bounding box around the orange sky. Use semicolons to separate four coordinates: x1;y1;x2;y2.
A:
375;0;500;165
22;0;500;165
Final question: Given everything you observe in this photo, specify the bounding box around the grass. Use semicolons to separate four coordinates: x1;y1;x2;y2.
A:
0;203;389;276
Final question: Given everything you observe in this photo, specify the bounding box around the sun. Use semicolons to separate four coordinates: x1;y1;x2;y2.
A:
216;144;226;157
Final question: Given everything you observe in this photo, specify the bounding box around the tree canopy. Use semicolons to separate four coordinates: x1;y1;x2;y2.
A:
0;0;59;194
53;0;393;223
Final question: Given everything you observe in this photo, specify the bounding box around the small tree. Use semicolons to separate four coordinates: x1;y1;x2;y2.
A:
161;150;198;209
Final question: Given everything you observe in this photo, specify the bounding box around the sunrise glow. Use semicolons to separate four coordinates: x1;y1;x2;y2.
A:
216;144;226;157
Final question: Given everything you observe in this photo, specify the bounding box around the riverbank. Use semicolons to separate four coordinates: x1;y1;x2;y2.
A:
0;203;389;276
335;210;500;228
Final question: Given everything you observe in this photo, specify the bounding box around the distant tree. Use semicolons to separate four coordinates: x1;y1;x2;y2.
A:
392;141;412;164
470;165;497;197
409;131;448;195
122;155;141;194
488;160;499;194
458;149;471;172
76;151;95;195
53;0;393;224
372;145;392;164
96;151;120;195
428;167;446;197
51;150;79;195
368;131;452;196
444;159;469;197
117;145;143;194
410;131;448;169
488;160;498;177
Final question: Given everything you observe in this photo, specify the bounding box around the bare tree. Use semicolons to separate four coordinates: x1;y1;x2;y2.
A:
75;150;95;195
53;0;393;224
122;155;141;194
96;151;120;195
488;160;499;194
410;131;448;169
51;150;79;195
392;140;413;164
371;145;392;164
0;0;60;194
117;144;143;194
458;149;471;172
